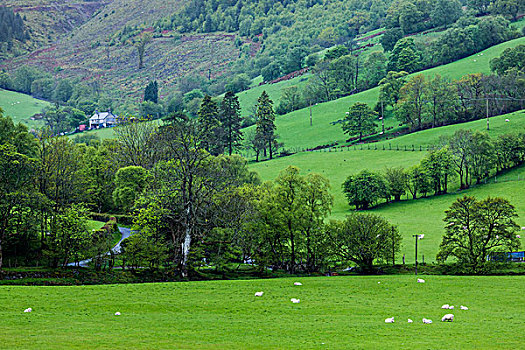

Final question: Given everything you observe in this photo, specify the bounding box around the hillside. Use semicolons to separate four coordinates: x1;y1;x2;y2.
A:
247;36;525;151
0;88;49;129
249;110;525;262
3;0;110;55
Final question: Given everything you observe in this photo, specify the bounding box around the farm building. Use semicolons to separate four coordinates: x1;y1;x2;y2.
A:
89;110;117;128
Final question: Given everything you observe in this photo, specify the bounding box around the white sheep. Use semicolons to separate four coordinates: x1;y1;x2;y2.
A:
441;304;450;309
291;298;300;303
422;318;433;324
294;282;302;286
408;318;413;323
505;119;510;122
417;278;425;283
441;314;454;322
521;227;525;230
23;308;32;313
418;234;425;240
385;317;394;323
460;305;468;310
255;291;264;297
449;305;454;310
517;235;521;239
114;312;121;316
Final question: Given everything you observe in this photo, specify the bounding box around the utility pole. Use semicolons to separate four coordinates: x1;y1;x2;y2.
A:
381;100;384;134
391;226;395;266
486;97;490;131
412;234;419;275
309;102;313;126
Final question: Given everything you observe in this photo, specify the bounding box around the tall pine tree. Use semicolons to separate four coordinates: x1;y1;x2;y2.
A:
255;91;276;160
198;95;222;155
144;81;158;103
220;91;243;155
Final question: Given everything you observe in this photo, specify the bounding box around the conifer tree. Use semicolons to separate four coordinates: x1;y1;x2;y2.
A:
198;95;222;155
255;91;276;160
220;91;243;155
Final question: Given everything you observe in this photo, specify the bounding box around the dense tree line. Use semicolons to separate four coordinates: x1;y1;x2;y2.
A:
0;106;401;275
0;7;28;44
342;129;525;209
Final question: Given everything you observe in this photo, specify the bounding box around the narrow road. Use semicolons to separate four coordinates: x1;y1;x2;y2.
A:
68;227;135;267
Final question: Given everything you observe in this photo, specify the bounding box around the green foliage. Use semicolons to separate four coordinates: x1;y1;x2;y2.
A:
144;81;158;104
112;166;149;212
0;7;28;44
255;91;277;160
326;213;401;272
45;204;91;268
220;91;243;155
438;196;520;273
388;37;422;73
324;45;349;60
341;102;378;141
490;44;525;75
342;170;388;209
384;167;408;202
198;94;223;155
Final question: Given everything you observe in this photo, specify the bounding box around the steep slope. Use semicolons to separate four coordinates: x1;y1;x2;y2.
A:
2;0;242;101
3;0;111;53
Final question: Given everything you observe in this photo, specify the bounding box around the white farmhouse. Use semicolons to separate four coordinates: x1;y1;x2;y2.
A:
89;110;118;128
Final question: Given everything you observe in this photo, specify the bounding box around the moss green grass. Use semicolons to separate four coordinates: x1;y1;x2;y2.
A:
0;275;523;349
0;88;49;129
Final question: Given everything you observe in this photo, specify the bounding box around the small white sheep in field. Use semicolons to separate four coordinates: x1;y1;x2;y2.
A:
385;317;394;323
505;119;510;122
460;305;468;310
255;291;264;297
441;304;450;309
521;227;525;230
441;314;454;322
291;298;300;303
408;319;413;323
417;278;425;283
294;282;302;286
449;305;454;310
23;308;32;313
114;312;121;316
418;234;424;240
517;235;521;239
422;318;433;324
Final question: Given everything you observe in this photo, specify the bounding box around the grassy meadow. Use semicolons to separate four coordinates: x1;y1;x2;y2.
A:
262;36;525;150
0;275;523;349
0;88;49;129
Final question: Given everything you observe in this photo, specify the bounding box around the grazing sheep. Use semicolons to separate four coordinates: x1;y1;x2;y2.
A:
417;278;425;283
422;318;433;324
449;305;454;310
460;305;468;310
408;319;413;323
23;308;32;313
441;314;454;322
255;291;264;297
115;312;121;316
385;317;394;323
441;304;450;309
294;282;302;286
418;234;424;240
517;235;521;239
505;119;510;122
291;298;300;303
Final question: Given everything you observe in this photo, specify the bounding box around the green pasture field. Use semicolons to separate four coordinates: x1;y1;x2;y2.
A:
259;36;525;151
0;275;523;349
375;109;525;149
0;89;49;129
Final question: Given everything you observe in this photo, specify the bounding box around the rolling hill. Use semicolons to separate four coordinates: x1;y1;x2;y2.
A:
0;88;49;129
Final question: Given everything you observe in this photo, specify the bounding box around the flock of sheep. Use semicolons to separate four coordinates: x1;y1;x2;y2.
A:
385;278;469;324
255;281;303;303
